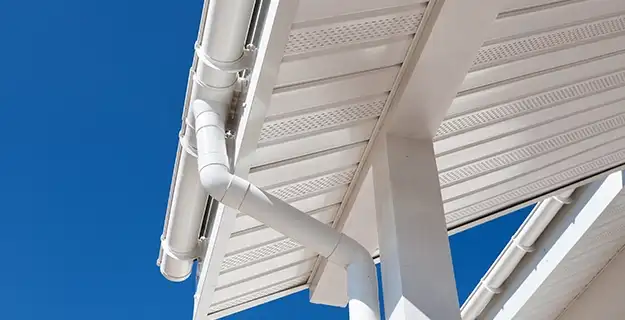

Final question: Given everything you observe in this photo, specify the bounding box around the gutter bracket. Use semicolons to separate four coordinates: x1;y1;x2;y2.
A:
554;194;573;204
179;130;199;158
161;237;206;261
482;281;502;294
195;43;257;74
512;237;535;253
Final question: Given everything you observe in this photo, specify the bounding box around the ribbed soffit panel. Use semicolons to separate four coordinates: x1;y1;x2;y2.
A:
438;0;625;228
204;0;625;317
206;0;430;316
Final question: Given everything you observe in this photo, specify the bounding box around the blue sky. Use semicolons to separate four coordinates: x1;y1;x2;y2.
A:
0;0;530;319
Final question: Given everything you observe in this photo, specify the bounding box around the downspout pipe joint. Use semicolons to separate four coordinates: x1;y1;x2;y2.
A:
191;99;381;320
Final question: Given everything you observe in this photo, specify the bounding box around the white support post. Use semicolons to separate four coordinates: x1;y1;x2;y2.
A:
372;134;460;320
310;0;505;305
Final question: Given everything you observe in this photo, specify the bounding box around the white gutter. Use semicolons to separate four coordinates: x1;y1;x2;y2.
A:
159;1;381;319
159;0;256;282
460;189;575;320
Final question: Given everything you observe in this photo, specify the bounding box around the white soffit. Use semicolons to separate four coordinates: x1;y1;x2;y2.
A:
198;0;625;317
312;0;625;309
479;172;625;320
438;0;625;229
202;0;431;317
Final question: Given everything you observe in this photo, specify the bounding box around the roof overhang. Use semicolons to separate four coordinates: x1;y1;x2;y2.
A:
476;171;625;319
158;0;625;318
310;0;625;307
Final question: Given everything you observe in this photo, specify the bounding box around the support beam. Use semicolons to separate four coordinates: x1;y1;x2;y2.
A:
372;134;460;320
310;0;504;305
387;0;503;138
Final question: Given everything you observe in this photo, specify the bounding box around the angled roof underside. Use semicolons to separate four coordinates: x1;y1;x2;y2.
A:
439;0;625;228
312;0;625;308
478;172;625;319
205;1;431;315
194;0;625;317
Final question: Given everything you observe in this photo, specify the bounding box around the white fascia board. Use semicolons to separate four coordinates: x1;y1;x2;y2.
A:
480;171;625;320
557;246;625;320
193;1;301;319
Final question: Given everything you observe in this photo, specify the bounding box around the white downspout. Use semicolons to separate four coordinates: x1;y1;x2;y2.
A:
159;0;256;282
192;99;380;320
159;1;381;318
460;189;575;320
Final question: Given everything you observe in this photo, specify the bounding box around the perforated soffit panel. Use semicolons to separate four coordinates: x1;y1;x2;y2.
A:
205;0;625;317
439;0;625;228
206;0;429;316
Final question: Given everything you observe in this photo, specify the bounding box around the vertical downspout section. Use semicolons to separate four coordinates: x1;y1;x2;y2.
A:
335;236;381;320
192;100;381;320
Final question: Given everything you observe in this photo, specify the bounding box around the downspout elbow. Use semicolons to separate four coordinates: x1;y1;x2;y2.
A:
329;234;373;267
192;97;379;319
197;163;250;210
193;99;251;209
329;235;380;320
197;163;232;201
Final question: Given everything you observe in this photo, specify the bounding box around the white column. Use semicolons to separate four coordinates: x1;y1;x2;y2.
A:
372;134;460;320
310;0;504;305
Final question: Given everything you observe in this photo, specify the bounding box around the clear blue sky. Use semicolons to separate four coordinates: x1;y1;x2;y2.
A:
0;1;531;319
